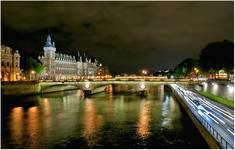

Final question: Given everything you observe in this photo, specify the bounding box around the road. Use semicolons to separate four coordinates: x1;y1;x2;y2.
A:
170;84;234;149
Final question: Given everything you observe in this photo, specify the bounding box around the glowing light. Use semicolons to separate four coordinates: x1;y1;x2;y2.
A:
194;67;199;74
227;85;234;93
142;70;147;75
10;107;23;145
31;70;36;74
140;82;145;89
85;83;90;88
137;101;151;140
211;83;218;95
203;82;208;90
83;99;103;146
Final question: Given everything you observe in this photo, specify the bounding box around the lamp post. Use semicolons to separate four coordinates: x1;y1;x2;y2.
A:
30;70;36;81
194;67;199;82
142;70;148;75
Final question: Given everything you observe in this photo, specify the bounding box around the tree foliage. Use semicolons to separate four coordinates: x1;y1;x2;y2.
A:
24;57;45;74
174;58;196;77
199;40;233;72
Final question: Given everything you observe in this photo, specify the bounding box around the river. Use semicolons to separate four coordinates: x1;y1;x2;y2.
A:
1;84;209;148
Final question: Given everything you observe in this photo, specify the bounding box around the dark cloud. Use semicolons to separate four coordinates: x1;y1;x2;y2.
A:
1;1;233;73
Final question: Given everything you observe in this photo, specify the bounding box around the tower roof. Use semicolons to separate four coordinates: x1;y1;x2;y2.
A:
44;33;54;47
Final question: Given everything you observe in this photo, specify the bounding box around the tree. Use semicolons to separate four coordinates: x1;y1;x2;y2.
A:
174;58;197;78
24;57;45;74
199;40;234;73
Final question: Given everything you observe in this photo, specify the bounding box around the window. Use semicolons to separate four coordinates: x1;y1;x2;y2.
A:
7;62;9;67
1;62;4;67
16;64;18;67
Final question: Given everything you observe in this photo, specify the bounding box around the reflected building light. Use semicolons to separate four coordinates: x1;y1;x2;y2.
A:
160;95;170;128
43;98;52;133
139;82;145;90
227;85;234;94
27;106;40;147
212;82;218;87
169;97;176;112
203;82;208;91
211;82;219;95
83;99;103;147
158;85;164;102
105;85;113;94
43;98;51;116
10;107;24;146
85;82;90;89
76;89;84;99
137;101;152;140
107;87;113;122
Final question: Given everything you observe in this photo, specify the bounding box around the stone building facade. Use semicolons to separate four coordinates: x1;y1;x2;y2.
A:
38;34;99;80
1;45;21;81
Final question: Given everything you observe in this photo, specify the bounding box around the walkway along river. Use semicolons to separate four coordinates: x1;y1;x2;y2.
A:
1;84;209;148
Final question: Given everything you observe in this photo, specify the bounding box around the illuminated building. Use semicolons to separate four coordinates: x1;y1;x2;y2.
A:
215;70;228;79
38;33;99;80
1;45;21;81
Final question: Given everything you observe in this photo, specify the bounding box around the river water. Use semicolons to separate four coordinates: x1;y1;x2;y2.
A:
1;84;209;148
192;82;234;100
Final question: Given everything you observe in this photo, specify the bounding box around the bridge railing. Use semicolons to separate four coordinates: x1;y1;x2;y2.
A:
196;111;233;149
173;89;233;149
170;85;233;149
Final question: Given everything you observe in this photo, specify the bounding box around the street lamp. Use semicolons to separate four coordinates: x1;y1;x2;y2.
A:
85;82;90;89
142;70;147;75
30;70;36;81
194;67;199;74
140;82;145;89
193;67;200;82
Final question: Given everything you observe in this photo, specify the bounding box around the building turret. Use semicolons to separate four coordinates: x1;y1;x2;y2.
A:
42;33;56;79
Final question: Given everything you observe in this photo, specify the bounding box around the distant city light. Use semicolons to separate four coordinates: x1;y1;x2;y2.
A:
194;67;199;74
142;70;147;75
140;82;145;89
31;70;36;74
227;85;234;93
85;83;90;88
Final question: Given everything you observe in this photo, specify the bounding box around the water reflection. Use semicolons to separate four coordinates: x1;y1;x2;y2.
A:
158;85;164;101
27;106;40;147
43;98;52;138
10;107;24;146
137;100;152;140
211;83;219;95
76;89;84;99
106;85;113;122
161;95;181;129
83;99;103;146
161;95;170;128
195;83;234;100
43;98;51;117
3;85;209;149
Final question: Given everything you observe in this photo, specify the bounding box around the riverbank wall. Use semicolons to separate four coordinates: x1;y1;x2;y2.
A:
1;81;80;96
1;81;108;96
1;81;41;96
165;85;221;149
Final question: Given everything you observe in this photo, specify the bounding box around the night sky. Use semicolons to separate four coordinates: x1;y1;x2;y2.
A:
2;1;233;74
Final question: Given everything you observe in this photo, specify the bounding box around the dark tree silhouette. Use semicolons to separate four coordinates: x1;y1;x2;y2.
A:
199;40;234;73
24;57;45;74
174;58;197;77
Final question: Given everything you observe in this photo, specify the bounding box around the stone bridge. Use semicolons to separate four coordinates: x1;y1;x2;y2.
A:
1;80;198;96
